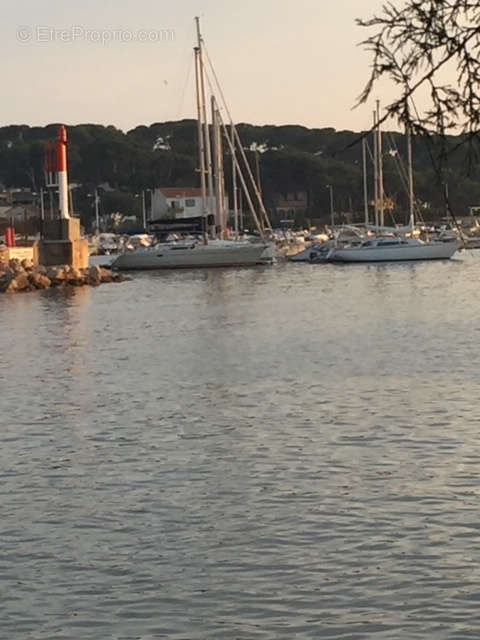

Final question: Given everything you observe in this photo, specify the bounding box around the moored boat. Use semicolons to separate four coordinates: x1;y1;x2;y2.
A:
326;236;458;262
112;239;269;270
112;17;273;272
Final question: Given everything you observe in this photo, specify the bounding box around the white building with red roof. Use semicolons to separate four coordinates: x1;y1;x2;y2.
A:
151;187;228;221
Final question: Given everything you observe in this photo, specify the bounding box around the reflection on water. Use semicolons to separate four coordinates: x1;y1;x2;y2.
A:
1;254;480;639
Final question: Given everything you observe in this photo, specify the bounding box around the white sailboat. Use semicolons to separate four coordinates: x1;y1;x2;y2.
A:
327;114;458;263
110;239;268;269
112;18;272;272
327;236;457;262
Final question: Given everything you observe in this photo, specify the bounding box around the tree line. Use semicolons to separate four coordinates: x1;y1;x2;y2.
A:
1;120;479;229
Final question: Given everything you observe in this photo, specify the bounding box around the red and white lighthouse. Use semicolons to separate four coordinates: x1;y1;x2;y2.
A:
44;125;70;219
56;125;70;219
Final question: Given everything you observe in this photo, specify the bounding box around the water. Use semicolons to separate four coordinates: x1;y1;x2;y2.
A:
1;254;480;639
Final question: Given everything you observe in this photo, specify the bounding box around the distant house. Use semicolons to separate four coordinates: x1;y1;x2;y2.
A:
151;187;228;221
0;192;11;206
0;204;39;222
0;189;39;223
274;191;308;219
11;190;36;206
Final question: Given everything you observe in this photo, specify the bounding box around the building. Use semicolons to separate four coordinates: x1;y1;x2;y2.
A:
274;191;308;223
151;187;228;221
0;190;40;235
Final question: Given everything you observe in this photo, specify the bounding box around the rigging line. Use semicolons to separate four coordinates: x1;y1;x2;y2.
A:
387;133;409;186
366;139;374;164
215;107;265;238
202;44;232;123
408;96;461;233
202;51;272;231
386;132;424;225
203;66;266;236
171;19;196;118
176;53;194;120
387;135;410;199
389;151;415;225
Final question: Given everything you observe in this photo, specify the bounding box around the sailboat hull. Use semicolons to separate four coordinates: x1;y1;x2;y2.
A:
328;241;458;262
111;242;270;270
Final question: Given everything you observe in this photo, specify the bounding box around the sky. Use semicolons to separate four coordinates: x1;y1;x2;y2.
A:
2;0;398;132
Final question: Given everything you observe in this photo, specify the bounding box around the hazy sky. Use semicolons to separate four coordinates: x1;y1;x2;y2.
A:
2;0;395;132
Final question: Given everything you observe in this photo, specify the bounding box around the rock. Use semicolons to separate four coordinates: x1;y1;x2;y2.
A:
99;268;113;283
14;273;30;292
0;272;30;293
46;266;69;284
21;258;34;271
28;272;51;289
67;267;86;286
8;259;22;273
87;265;102;286
0;272;16;293
2;279;18;293
13;266;27;278
1;261;130;293
111;272;131;283
67;266;82;279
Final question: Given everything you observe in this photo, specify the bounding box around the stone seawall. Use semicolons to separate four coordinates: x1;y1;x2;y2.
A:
0;259;130;294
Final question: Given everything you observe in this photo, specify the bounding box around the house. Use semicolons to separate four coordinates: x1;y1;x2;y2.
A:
0;204;38;221
151;187;229;221
274;191;308;219
11;190;36;206
0;192;11;206
0;189;40;236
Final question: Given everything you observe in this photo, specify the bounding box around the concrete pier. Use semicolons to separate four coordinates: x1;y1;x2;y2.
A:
0;246;35;267
34;218;89;270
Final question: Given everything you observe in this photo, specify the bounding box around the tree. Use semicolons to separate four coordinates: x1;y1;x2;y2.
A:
357;1;480;221
357;1;480;147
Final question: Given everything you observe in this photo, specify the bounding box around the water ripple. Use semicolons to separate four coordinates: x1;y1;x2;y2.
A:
1;255;480;638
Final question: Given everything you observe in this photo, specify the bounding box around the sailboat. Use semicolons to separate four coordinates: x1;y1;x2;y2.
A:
327;110;458;263
112;19;272;271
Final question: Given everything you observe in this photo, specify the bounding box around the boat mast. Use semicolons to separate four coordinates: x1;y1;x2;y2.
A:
218;109;226;238
373;110;379;228
254;147;264;232
362;136;369;225
216;109;265;237
231;126;271;234
232;122;239;239
377;99;385;227
211;95;226;238
407;126;415;228
195;17;215;237
239;187;244;232
198;39;272;234
194;45;208;243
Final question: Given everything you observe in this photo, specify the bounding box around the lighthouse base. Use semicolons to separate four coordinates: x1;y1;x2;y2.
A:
34;218;89;270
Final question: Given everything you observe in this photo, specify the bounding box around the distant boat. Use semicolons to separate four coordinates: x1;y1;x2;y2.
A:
290;226;364;262
323;112;458;263
326;236;457;262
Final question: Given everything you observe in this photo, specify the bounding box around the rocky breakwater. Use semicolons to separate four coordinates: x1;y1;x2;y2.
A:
0;259;130;294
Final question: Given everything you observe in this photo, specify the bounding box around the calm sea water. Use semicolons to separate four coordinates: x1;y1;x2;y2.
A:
1;254;480;639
